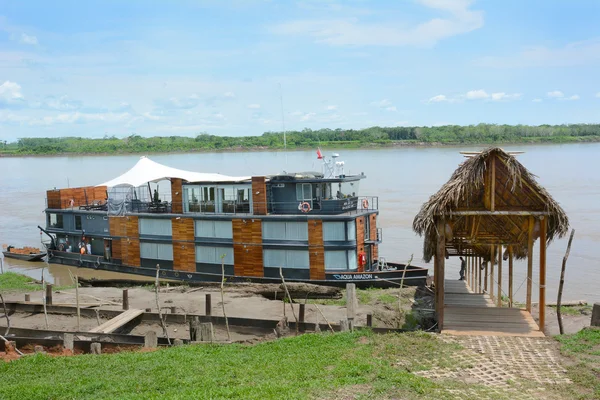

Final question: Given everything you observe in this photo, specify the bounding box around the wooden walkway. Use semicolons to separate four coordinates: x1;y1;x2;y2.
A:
89;309;144;334
441;280;544;337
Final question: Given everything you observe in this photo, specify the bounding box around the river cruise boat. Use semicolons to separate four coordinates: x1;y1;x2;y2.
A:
39;153;427;288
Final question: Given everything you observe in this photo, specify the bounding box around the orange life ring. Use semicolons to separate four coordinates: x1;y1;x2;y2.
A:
300;202;311;213
362;199;369;209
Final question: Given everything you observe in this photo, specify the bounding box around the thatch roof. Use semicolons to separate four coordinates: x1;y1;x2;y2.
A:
413;147;569;262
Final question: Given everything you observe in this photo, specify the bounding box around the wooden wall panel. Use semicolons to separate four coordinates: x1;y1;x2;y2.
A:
122;238;140;267
232;218;264;277
172;217;195;272
111;238;122;261
109;216;127;237
50;186;108;209
356;216;365;272
171;178;184;214
125;216;139;239
308;220;325;279
47;190;61;209
369;213;378;263
252;177;267;215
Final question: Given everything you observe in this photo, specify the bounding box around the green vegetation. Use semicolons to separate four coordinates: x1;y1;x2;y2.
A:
2;123;600;156
0;272;41;291
549;304;593;316
555;327;600;399
0;331;475;400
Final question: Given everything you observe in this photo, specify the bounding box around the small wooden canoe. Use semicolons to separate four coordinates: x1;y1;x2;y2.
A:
2;250;47;262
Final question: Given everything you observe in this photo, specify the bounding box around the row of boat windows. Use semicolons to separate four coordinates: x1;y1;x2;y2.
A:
140;242;356;270
138;218;356;242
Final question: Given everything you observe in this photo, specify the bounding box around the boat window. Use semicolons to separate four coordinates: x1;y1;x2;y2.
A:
325;250;357;271
296;183;312;201
140;242;173;260
139;218;172;236
347;220;356;241
194;220;233;239
323;222;346;241
49;213;63;229
262;221;308;241
336;181;359;199
195;246;234;264
75;216;82;230
263;249;309;269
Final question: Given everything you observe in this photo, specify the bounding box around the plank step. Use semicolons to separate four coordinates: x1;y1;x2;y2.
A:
89;309;144;334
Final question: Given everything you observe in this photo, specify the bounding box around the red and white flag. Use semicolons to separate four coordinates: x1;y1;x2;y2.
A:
316;148;323;159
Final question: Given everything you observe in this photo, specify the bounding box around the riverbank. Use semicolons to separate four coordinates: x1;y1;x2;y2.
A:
2;135;600;158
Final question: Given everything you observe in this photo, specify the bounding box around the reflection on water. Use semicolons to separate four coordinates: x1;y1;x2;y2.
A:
1;143;599;303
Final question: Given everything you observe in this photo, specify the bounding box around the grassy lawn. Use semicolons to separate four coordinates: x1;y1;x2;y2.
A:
0;330;482;400
555;327;600;399
0;272;42;291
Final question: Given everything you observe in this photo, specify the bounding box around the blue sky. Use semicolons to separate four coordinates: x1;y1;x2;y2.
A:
1;0;599;140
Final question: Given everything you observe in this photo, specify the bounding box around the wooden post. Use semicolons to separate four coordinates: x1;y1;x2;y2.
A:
144;331;158;348
339;319;349;332
173;339;183;346
539;217;547;332
477;257;482;293
508;246;514;308
299;303;305;324
205;294;211;316
490;155;496;211
63;333;74;351
189;316;200;341
199;322;214;342
557;229;575;334
436;219;446;329
366;313;372;327
526;216;534;312
592;303;600;327
90;342;102;354
489;245;494;301
45;284;53;306
484;260;488;293
122;289;129;310
24;294;30;302
346;283;357;330
75;276;80;331
497;245;503;307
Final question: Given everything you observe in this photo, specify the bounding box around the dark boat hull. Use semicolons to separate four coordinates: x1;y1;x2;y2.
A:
46;251;428;289
2;251;47;262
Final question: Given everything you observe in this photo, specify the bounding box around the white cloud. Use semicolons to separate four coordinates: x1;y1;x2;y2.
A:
385;106;397;112
212;112;225;120
19;33;38;45
547;90;564;98
466;89;489;100
142;112;161;121
271;0;484;47
371;99;392;108
532;98;543;103
223;91;235;98
596;92;600;98
563;94;580;101
155;94;201;109
0;81;24;102
30;112;132;126
490;92;522;101
476;38;600;68
325;105;337;110
289;110;303;116
247;103;261;109
427;94;452;103
301;112;316;121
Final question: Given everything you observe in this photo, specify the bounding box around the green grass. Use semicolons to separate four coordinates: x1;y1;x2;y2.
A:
0;272;41;291
555;327;600;399
0;331;467;400
549;304;593;316
306;287;411;307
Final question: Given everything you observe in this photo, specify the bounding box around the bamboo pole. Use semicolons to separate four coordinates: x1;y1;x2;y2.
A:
490;156;496;212
155;264;171;345
75;276;81;331
221;256;231;341
526;217;534;312
0;293;10;335
484;259;488;293
436;219;446;329
497;245;503;307
557;229;575;335
508;246;514;308
539;217;547;332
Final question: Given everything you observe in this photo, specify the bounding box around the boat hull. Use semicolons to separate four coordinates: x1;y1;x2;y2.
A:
2;251;47;262
46;251;428;289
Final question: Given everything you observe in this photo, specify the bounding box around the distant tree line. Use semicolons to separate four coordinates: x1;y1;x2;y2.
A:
2;124;600;155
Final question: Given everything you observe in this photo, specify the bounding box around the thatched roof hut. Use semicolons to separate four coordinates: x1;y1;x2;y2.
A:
413;147;569;263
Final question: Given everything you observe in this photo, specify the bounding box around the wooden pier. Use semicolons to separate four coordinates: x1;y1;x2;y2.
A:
441;280;543;337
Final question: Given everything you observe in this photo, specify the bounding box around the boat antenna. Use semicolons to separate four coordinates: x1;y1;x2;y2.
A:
279;83;287;165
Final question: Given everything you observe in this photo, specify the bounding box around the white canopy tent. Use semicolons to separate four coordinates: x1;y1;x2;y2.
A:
98;156;250;188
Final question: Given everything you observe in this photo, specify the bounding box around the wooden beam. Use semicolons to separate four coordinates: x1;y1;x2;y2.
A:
478;256;482;294
497;245;503;307
436;219;446;330
508;246;514;308
484;259;488;293
449;211;550;216
526;216;534;312
539;217;547;333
